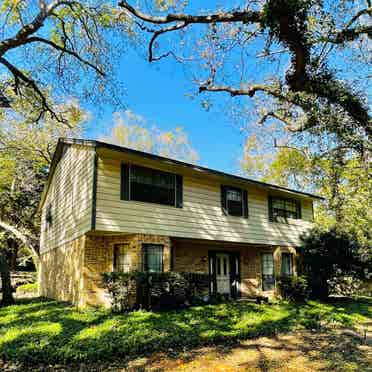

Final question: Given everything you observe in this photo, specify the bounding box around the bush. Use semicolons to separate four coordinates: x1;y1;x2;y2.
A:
102;271;146;312
301;227;370;299
327;274;364;297
277;275;309;302
102;271;210;312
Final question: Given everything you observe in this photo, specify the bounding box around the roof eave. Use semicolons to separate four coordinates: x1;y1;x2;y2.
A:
94;140;325;201
38;137;325;214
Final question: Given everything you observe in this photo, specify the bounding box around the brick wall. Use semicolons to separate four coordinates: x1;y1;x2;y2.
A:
83;233;171;307
39;235;86;307
39;233;171;307
39;233;297;307
172;240;297;297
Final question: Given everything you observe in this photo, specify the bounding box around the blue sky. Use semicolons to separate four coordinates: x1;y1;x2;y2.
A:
83;1;259;175
84;47;247;175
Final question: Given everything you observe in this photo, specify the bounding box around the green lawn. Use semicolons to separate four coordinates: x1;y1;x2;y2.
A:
0;297;370;365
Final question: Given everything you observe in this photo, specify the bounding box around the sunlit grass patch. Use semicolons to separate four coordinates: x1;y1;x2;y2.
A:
74;319;120;341
0;296;370;364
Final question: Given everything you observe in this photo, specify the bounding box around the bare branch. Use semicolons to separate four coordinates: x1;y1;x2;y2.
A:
148;22;188;62
119;1;261;25
198;83;290;102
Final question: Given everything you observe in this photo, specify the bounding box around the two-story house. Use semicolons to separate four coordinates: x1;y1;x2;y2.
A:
38;138;322;307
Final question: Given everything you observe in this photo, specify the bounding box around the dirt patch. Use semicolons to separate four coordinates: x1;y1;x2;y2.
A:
125;327;371;372
1;327;370;371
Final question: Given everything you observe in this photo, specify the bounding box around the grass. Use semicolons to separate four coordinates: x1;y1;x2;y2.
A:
0;297;370;365
16;282;38;293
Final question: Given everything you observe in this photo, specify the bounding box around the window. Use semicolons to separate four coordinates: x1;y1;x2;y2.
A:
45;204;53;230
143;244;163;272
261;253;275;291
121;164;183;207
221;186;248;217
282;253;293;277
113;244;131;273
269;196;301;222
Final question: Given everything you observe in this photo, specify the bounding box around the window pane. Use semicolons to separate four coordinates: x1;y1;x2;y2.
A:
226;188;243;216
262;253;274;274
271;196;299;221
130;165;176;206
285;200;296;212
227;189;242;202
143;244;163;272
282;253;293;276
261;253;275;291
273;199;284;209
114;244;131;273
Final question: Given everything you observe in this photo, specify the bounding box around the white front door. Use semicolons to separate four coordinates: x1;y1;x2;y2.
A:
216;253;230;295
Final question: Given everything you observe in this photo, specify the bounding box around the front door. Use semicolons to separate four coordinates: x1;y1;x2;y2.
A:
209;251;240;297
216;253;230;295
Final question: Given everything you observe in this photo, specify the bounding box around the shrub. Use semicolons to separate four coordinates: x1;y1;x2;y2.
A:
300;227;370;299
327;274;364;297
277;275;309;302
102;271;146;312
102;271;210;312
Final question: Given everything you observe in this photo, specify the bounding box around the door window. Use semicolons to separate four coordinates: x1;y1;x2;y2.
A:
261;253;275;291
216;253;231;295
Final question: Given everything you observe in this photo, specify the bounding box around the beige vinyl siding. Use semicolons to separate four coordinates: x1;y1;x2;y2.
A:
40;145;94;252
95;154;314;247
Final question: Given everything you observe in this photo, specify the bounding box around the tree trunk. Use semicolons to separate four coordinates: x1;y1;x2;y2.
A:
0;219;39;269
0;252;14;306
8;239;18;271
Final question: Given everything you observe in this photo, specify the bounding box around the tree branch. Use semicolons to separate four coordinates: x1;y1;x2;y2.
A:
119;1;261;25
273;139;310;159
0;57;68;125
198;83;295;103
0;0;78;57
318;7;372;44
120;1;370;132
25;36;105;76
258;110;305;132
0;219;39;264
148;22;188;62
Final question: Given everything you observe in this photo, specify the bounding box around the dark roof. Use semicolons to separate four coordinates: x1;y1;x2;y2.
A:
39;137;324;210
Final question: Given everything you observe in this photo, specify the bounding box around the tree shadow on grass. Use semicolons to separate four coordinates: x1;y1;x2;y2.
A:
0;297;370;367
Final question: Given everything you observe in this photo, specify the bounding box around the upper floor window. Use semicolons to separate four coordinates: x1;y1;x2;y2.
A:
45;203;53;230
121;164;183;208
268;196;301;222
221;186;248;218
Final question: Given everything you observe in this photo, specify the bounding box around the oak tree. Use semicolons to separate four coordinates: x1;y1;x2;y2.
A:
0;0;131;123
120;0;371;153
